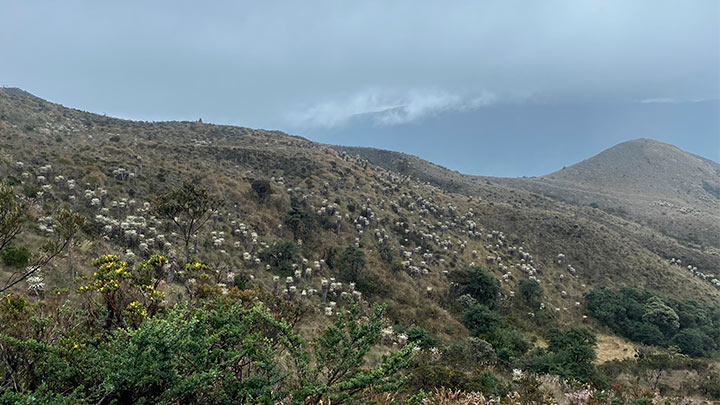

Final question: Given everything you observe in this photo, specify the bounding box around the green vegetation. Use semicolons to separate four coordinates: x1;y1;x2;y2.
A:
393;325;442;350
0;181;25;253
258;240;300;276
2;90;719;402
451;266;501;309
284;196;319;241
525;327;604;385
152;182;221;263
0;255;414;404
463;302;503;335
1;245;30;268
518;279;543;310
586;287;720;357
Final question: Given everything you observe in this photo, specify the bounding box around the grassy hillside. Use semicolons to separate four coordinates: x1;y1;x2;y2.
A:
1;88;719;402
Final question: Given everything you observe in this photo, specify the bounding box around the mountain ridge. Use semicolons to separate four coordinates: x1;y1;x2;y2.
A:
1;87;718;316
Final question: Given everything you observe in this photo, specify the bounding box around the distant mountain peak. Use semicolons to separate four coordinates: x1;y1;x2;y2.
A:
542;137;720;204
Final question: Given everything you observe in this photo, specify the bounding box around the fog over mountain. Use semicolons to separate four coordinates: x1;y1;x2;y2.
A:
308;99;719;177
2;1;718;176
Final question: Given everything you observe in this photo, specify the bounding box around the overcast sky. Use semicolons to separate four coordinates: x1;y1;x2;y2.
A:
2;1;718;175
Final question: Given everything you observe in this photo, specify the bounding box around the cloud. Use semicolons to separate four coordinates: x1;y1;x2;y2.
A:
637;97;713;104
288;88;496;128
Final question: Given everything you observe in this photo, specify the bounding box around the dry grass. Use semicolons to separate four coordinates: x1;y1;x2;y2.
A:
594;334;635;364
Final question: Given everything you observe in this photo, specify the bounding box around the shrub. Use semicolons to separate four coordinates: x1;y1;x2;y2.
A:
672;329;710;357
337;245;366;283
378;242;394;263
284;196;318;241
258;240;300;276
642;297;680;336
518;279;543;309
485;328;531;363
335;245;387;295
394;326;441;349
250;179;273;203
526;327;600;384
450;266;500;309
409;365;469;391
467;370;504;396
463;303;503;335
1;245;31;268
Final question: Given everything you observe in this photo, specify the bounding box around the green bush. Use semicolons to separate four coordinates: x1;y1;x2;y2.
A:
337;245;366;283
258;240;300;276
672;329;711;357
1;245;31;268
394;326;441;350
526;327;601;385
463;303;503;335
485;328;530;363
450;266;500;309
518;279;543;309
0;291;413;404
467;370;504;395
284;196;318;241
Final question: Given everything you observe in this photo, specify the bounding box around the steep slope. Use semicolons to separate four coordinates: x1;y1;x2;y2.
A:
336;139;720;278
0;87;718;340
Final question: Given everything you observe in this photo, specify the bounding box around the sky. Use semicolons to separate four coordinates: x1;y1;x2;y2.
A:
1;1;718;176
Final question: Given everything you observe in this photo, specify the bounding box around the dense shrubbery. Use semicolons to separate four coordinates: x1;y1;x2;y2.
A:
258;239;301;276
586;287;720;356
0;255;415;404
335;245;388;296
451;267;533;364
525;327;605;386
408;365;507;396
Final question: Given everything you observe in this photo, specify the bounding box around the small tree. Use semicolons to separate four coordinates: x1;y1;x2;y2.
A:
284;196;317;241
464;267;501;309
528;327;599;383
152;182;221;264
642;297;680;336
519;279;543;309
337;245;366;284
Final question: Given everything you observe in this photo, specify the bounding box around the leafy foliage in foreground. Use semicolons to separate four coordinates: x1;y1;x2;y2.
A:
0;257;414;404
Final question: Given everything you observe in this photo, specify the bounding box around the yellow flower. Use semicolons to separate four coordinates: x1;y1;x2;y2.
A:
73;343;79;349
